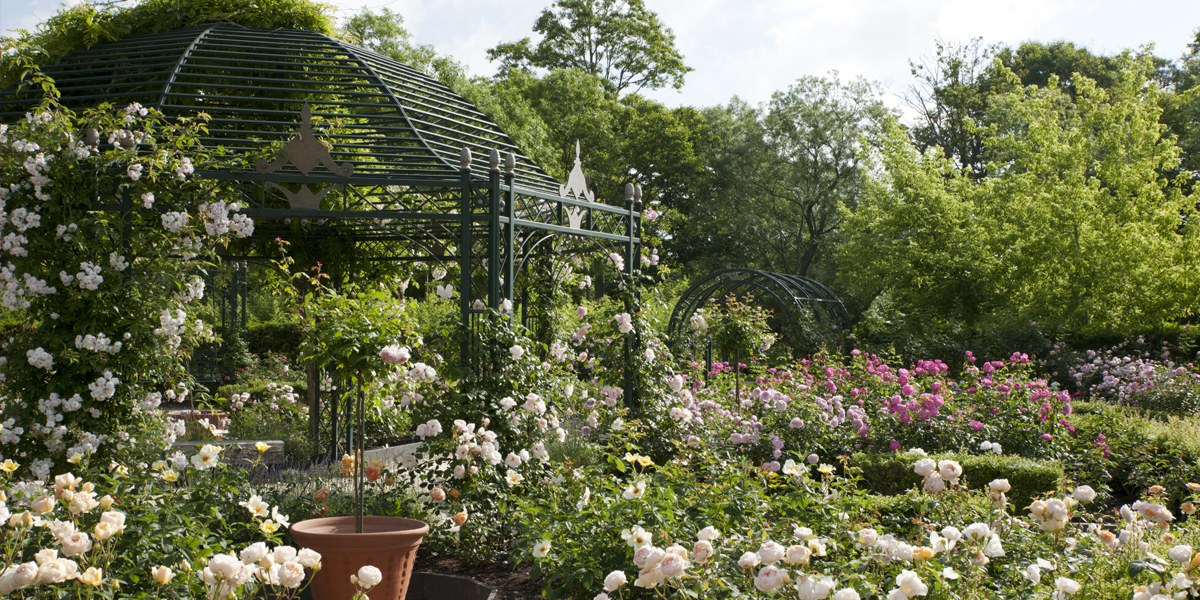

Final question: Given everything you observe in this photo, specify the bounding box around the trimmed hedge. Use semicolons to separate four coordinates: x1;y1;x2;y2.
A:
850;451;1063;510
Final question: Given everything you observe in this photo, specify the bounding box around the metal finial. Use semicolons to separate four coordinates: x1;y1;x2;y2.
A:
634;185;643;206
460;147;472;171
625;183;635;202
489;148;500;171
504;152;516;175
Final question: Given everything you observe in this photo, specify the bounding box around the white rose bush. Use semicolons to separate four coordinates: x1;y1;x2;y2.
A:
0;91;256;476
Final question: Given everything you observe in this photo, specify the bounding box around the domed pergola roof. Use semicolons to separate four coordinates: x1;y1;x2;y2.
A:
2;23;648;377
2;23;559;192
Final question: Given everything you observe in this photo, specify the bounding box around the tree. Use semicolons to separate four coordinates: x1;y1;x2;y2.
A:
1162;28;1200;193
906;38;1004;180
674;75;892;282
339;8;467;87
486;0;691;95
842;55;1199;333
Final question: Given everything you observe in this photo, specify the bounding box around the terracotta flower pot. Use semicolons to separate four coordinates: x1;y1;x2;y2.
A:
290;516;429;600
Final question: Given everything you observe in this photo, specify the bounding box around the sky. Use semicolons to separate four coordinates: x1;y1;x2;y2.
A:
3;0;1200;121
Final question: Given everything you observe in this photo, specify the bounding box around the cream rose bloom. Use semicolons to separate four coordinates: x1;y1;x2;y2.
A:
754;565;789;593
356;565;383;588
278;561;306;588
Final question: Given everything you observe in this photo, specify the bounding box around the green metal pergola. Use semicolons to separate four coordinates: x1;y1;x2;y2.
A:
1;23;644;339
1;23;645;455
666;269;850;359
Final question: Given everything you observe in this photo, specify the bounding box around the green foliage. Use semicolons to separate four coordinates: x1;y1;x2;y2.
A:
679;75;893;283
711;294;774;360
487;0;691;95
2;0;335;88
842;55;1200;334
226;389;315;460
246;322;305;358
850;452;1063;510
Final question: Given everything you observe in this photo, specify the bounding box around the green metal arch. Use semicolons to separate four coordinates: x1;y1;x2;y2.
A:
666;269;850;350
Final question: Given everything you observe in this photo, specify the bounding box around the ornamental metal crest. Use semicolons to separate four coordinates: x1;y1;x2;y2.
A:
255;104;355;210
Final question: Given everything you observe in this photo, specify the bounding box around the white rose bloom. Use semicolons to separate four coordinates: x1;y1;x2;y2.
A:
1023;564;1042;585
1169;545;1193;563
697;526;720;541
988;479;1011;493
208;554;242;580
941;526;962;542
786;545;812;565
913;458;936;477
754;565;789;593
692;540;713;565
962;523;992;541
357;565;383;588
923;474;946;493
738;551;761;569
240;542;269;565
858;528;879;547
796;576;833;600
758;541;786;564
1055;577;1081;595
633;566;661;589
278;561;305;588
60;532;92;557
99;511;125;534
273;546;297;565
1073;485;1097;502
658;553;688;578
296;548;322;568
937;460;962;482
603;570;627;592
886;589;908;600
633;546;664;568
532;540;551;558
983;535;1005;557
835;588;861;600
896;570;929;597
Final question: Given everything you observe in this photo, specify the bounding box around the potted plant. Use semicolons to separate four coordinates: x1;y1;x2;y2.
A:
287;275;430;600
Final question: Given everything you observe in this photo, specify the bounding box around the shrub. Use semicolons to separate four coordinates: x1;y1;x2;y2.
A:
849;451;1063;509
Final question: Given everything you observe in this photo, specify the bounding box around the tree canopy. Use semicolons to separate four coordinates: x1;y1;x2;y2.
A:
673;75;892;285
842;55;1199;333
486;0;691;95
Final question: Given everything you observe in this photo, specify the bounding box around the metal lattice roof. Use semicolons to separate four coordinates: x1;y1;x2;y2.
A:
1;23;561;192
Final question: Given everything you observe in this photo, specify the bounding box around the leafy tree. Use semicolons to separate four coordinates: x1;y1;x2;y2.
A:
907;38;1134;181
1162;28;1200;192
674;75;892;282
906;38;1004;180
487;0;691;95
842;55;1200;333
339;8;468;88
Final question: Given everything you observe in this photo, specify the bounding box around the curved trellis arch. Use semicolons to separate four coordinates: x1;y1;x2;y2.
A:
666;269;851;353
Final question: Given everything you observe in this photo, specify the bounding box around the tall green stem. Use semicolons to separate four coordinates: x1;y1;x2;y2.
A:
356;375;365;533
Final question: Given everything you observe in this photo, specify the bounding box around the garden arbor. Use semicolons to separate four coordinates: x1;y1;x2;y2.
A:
3;23;644;342
2;23;645;450
666;269;850;358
